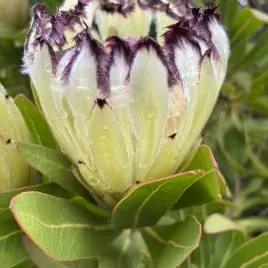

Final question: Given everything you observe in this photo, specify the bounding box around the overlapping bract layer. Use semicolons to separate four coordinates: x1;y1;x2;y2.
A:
23;0;229;200
0;84;33;191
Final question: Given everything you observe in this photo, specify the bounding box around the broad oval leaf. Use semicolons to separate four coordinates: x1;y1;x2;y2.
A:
242;252;268;268
18;143;91;200
184;144;219;172
112;170;204;229
183;144;228;195
10;192;117;261
204;214;243;234
0;183;71;209
142;216;202;268
173;170;221;209
22;236;98;268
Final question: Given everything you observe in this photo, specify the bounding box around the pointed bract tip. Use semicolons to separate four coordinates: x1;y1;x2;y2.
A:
106;36;134;65
96;98;108;109
99;0;135;16
134;37;177;87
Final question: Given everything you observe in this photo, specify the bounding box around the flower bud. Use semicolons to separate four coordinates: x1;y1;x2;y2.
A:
0;0;29;28
0;83;33;191
23;1;229;203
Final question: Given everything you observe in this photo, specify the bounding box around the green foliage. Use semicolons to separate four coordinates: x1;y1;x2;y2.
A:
18;143;91;199
0;138;230;267
15;94;56;149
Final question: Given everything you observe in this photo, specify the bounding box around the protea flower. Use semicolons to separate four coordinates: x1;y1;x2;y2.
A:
0;0;29;29
0;83;33;191
23;0;229;203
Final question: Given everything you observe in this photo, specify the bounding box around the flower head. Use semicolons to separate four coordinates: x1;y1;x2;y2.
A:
0;84;33;191
23;0;229;202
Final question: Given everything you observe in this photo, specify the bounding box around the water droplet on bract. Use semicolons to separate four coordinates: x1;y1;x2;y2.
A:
100;135;107;141
147;109;156;119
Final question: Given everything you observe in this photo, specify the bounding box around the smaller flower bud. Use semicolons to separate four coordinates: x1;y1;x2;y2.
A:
0;0;29;29
0;83;33;191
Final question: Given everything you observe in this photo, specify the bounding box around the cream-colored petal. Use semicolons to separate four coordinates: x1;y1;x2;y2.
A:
108;39;134;164
60;0;98;49
172;39;201;105
31;45;80;163
95;5;152;40
209;19;230;72
156;12;176;43
146;83;187;180
61;0;97;26
176;54;222;170
0;84;32;190
110;52;130;87
87;103;132;193
190;55;221;138
129;41;169;182
167;40;201;166
62;41;98;168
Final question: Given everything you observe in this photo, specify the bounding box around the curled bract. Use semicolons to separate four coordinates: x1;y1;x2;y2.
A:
23;0;229;203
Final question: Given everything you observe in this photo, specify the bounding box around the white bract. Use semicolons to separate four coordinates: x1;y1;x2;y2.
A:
0;84;33;191
23;0;229;202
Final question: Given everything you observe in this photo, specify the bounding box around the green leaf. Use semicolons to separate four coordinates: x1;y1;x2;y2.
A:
204;214;246;268
219;0;238;29
0;183;70;209
142;216;202;268
204;214;243;234
30;81;42;112
183;144;228;195
240;30;268;70
188;232;212;268
242;252;268;268
22;236;98;268
112;170;203;229
0;236;32;267
227;36;247;75
11;192;117;261
173;170;221;209
15;94;56;149
0;226;28;267
247;144;268;178
0;22;17;38
71;196;110;220
248;96;268;116
184;145;218;172
245;119;268;138
230;7;267;43
223;233;268;268
213;231;246;268
99;231;151;268
236;217;268;234
18;143;91;200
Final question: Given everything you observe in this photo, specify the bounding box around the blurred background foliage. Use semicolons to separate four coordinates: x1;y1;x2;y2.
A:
0;0;267;235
